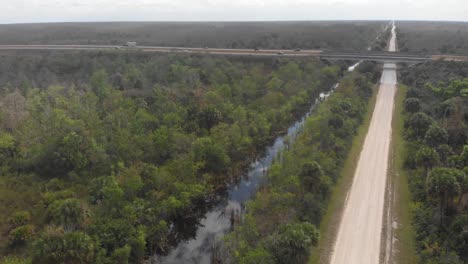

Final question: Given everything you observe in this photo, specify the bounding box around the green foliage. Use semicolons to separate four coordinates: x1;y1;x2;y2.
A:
401;76;468;263
268;223;319;264
408;112;434;140
405;98;421;113
0;132;15;151
8;211;31;228
90;69;110;100
42;190;75;207
0;53;350;262
424;125;448;148
118;166;144;200
54;131;95;172
415;147;439;172
8;225;34;245
300;161;324;193
0;257;31;264
111;245;131;264
426;168;461;213
197;106;222;130
47;198;83;231
192;137;230;174
33;227;95;264
428;78;468;100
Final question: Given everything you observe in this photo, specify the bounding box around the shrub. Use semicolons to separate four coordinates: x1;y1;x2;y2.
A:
8;211;31;228
8;225;34;245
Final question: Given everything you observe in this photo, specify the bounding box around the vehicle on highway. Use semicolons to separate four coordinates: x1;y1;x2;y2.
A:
277;52;284;55
124;41;137;47
254;48;260;51
294;48;301;51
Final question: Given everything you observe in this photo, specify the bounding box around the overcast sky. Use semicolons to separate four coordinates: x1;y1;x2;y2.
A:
1;0;467;24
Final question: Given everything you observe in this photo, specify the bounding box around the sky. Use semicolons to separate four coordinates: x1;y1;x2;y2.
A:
1;0;467;24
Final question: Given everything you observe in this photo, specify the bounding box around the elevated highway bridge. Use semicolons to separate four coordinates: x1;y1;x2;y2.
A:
318;51;431;63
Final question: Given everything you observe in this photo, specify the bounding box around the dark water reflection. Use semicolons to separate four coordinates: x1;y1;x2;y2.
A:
154;84;339;264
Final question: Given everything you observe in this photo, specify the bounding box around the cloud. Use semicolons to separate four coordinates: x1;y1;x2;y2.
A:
0;0;466;23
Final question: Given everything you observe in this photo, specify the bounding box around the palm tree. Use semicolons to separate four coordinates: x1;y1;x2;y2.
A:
426;168;461;224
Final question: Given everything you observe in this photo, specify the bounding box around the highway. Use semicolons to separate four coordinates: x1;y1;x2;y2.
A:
0;44;449;62
0;44;321;56
329;22;398;264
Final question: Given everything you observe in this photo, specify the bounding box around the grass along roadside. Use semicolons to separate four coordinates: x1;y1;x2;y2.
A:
389;84;418;263
308;82;378;264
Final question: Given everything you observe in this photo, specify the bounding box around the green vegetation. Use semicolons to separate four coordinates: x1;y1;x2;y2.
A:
221;65;377;264
0;52;345;263
391;84;418;263
399;75;467;263
397;21;468;55
0;21;387;51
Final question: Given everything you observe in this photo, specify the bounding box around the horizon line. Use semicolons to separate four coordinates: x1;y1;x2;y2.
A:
1;19;468;26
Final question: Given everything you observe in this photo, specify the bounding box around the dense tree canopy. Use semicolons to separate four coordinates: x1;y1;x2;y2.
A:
0;52;347;263
400;72;468;263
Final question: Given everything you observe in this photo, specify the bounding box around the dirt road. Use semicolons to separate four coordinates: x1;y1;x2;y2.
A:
329;23;397;264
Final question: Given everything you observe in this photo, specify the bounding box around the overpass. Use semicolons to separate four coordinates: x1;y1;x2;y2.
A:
318;51;431;63
0;44;462;63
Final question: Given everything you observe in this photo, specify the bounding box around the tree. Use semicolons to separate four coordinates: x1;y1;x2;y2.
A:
426;168;461;221
8;211;30;228
239;247;275;264
424;125;449;148
90;69;110;100
450;214;468;260
53;131;97;174
406;87;420;98
47;198;83;232
328;114;344;130
8;225;34;246
118;166;144;200
123;64;143;90
197;106;222;130
268;223;319;264
461;146;468;167
278;62;302;82
0;90;27;131
408;112;434;140
33;227;95;264
110;245;131;264
266;76;284;91
416;147;439;177
192;137;230;174
0;132;14;149
405;98;421;113
299;161;323;193
455;167;468;210
437;145;454;166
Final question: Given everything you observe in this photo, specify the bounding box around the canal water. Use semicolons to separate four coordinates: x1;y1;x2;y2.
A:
156;65;357;263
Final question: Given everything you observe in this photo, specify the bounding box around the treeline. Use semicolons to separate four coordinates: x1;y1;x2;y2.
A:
399;65;468;262
0;21;387;51
0;53;347;263
397;21;468;55
217;64;377;264
399;61;468;89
